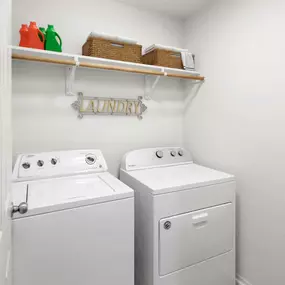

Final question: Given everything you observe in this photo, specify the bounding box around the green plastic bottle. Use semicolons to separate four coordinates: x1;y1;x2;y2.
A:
45;25;62;52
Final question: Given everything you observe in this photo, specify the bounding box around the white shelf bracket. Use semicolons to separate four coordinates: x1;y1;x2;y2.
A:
65;56;79;96
144;75;161;100
184;79;205;107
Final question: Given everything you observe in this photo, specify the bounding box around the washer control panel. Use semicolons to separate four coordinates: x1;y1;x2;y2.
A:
121;147;193;171
13;150;108;181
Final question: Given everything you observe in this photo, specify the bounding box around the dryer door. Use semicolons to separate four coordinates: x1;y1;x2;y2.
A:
159;203;234;275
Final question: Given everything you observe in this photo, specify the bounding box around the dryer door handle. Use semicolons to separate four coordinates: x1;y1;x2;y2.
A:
192;212;209;228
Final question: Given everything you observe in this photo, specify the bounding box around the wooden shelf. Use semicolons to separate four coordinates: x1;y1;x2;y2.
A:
11;46;205;81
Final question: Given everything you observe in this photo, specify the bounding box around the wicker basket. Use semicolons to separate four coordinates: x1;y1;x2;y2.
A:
142;49;183;69
82;37;142;63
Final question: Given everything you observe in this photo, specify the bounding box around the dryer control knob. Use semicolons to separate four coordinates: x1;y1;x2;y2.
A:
178;150;184;156
164;221;172;230
85;155;96;165
156;150;164;159
170;151;176;157
51;158;57;165
22;162;30;169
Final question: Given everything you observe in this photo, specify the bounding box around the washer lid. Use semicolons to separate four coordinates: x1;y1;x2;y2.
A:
12;172;133;218
123;163;235;195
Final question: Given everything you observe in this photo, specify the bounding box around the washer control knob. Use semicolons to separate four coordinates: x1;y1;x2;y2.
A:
178;150;184;157
156;150;164;159
37;160;44;167
51;158;57;165
170;151;176;157
85;155;96;165
22;162;30;169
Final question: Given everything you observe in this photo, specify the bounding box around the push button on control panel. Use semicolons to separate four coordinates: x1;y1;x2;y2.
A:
178;150;184;156
170;151;176;157
51;158;57;165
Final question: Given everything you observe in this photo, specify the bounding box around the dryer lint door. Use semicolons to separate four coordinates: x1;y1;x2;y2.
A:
159;203;234;276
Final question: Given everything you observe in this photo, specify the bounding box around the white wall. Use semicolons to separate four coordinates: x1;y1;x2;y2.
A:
184;0;285;284
0;0;12;283
12;0;185;176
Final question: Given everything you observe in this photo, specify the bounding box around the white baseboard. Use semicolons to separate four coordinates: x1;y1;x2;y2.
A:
236;275;252;285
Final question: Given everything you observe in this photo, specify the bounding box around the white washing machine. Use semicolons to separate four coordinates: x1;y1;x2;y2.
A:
120;147;236;285
12;149;134;285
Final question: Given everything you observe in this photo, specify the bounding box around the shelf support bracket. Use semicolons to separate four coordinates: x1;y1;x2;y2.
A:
184;79;205;108
144;75;161;100
65;56;79;96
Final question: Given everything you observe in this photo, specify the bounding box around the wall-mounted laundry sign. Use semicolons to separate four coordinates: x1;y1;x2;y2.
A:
72;93;147;120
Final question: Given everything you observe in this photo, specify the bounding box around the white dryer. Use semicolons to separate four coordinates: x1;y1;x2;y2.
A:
12;150;134;285
120;147;236;285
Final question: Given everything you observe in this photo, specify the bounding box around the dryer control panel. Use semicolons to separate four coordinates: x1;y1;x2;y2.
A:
121;147;193;171
13;150;108;181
